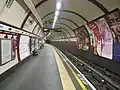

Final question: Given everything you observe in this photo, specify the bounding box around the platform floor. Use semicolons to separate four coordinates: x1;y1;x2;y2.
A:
0;44;90;90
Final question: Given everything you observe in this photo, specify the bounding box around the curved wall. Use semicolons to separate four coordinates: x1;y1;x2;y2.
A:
0;1;43;75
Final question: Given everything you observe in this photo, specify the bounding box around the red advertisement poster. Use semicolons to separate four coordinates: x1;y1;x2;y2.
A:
95;18;113;59
88;22;101;55
88;18;113;59
88;22;101;41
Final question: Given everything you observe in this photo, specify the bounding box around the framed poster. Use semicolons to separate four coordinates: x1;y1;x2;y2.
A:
95;18;113;59
19;35;30;60
74;29;79;44
88;18;113;59
74;26;90;51
88;21;101;55
105;9;120;61
11;39;17;60
105;9;120;43
29;38;35;53
0;38;12;65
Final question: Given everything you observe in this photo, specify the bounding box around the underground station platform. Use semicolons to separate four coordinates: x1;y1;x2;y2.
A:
0;44;96;90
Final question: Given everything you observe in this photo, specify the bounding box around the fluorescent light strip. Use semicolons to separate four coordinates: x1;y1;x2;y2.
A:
52;24;54;28
55;10;60;16
56;2;61;10
52;1;62;28
52;22;55;28
54;16;58;22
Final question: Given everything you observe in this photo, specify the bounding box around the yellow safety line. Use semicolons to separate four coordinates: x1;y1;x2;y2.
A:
65;60;87;90
52;46;87;90
50;45;76;90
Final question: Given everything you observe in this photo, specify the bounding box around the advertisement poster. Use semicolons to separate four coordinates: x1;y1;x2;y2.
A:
31;38;35;53
11;39;17;60
105;10;120;43
95;18;113;59
88;18;113;59
19;36;30;60
105;10;120;61
0;39;12;65
74;26;90;51
88;21;101;55
74;29;80;47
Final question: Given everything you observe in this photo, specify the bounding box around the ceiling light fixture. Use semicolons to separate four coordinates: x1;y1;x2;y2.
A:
55;10;59;16
52;0;62;28
52;23;55;28
56;2;61;10
54;16;58;22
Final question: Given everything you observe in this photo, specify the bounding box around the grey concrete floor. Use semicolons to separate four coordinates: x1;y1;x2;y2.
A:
0;44;63;90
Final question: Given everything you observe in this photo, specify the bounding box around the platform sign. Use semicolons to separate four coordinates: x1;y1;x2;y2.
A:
43;28;61;32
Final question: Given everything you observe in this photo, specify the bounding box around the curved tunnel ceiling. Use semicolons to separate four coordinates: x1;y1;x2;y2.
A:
25;0;120;40
45;22;74;35
44;19;75;37
41;10;88;22
44;17;79;28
